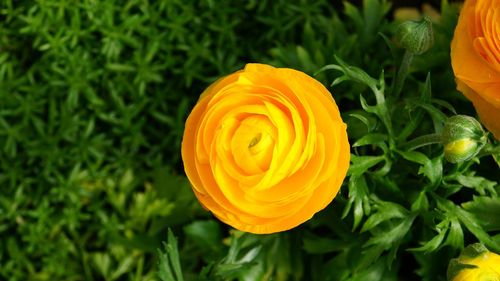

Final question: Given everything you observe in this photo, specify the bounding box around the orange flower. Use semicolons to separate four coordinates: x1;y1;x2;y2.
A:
450;0;500;139
181;64;350;234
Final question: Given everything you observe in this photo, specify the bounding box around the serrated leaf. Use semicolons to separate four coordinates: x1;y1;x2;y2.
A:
343;175;371;230
418;155;443;188
398;150;442;187
462;196;500;231
334;55;378;89
361;201;409;233
359;215;416;267
456;208;500;253
364;215;416;248
348;155;385;176
410;223;447;253
407;100;448;133
436;197;500;253
456;174;497;196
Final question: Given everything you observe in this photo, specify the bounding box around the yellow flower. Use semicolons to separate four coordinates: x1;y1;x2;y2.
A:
181;63;350;234
448;244;500;281
450;0;500;140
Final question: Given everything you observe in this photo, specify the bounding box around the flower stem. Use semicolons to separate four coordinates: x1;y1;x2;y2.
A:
403;133;442;151
393;50;414;99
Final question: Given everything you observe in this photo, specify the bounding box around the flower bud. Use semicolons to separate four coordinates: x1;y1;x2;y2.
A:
396;16;434;55
447;243;500;281
442;115;487;163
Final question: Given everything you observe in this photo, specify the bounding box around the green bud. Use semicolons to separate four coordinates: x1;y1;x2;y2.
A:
442;115;487;163
396;16;434;55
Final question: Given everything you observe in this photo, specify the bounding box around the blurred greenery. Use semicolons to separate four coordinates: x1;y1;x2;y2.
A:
1;0;499;280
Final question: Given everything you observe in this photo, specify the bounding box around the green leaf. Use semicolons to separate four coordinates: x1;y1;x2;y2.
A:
462;196;500;231
456;174;497;196
334;55;379;90
345;111;379;134
364;215;416;248
406;99;448;133
348;155;385;176
350;259;387;281
493;151;500;167
343;2;364;37
361;201;409;233
320;55;393;138
410;230;446;253
410;219;449;253
418;155;443;188
184;220;224;255
397;151;442;187
352;133;387;147
443;218;464;250
436;197;500;253
456;207;500;253
343;175;371;230
397;150;429;165
411;191;429;212
92;253;111;279
361;0;391;43
110;255;135;281
344;0;391;48
158;229;184;281
361;214;416;268
106;63;136;72
214;233;265;280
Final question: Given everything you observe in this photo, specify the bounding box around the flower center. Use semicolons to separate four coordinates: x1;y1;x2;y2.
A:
248;133;262;149
231;115;276;174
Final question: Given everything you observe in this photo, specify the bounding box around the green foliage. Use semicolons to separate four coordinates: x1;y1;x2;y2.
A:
310;2;500;280
158;229;184;281
2;0;499;280
0;0;333;278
